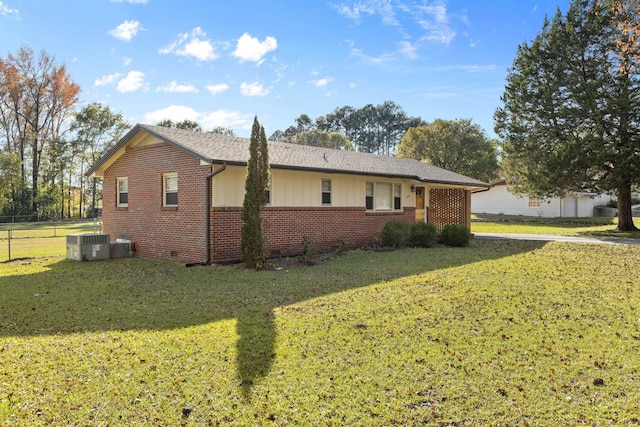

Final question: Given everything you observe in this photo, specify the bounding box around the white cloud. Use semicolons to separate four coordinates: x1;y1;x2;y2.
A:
0;1;17;16
108;20;143;42
334;1;398;25
415;3;456;45
205;83;229;95
116;71;148;93
232;33;277;63
156;81;198;93
333;3;375;22
314;77;333;88
336;0;459;55
144;105;250;130
240;82;270;97
398;40;418;59
144;105;200;124
201;110;250;129
123;57;133;66
94;72;122;87
350;47;395;64
159;27;219;61
274;64;288;82
0;1;19;18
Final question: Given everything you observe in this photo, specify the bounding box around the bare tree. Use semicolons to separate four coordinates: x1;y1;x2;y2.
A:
0;47;80;214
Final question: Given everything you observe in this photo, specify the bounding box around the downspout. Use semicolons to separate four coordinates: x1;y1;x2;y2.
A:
187;162;227;267
205;162;227;264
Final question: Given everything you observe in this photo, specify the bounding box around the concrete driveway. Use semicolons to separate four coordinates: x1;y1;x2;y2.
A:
474;232;640;246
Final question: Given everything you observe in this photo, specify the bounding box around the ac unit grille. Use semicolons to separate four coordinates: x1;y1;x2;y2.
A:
66;234;109;245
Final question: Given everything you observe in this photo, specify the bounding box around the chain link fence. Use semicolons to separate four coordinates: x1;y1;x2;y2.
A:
0;219;102;262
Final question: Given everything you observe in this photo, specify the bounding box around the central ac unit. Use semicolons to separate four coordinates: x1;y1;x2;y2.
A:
66;233;110;261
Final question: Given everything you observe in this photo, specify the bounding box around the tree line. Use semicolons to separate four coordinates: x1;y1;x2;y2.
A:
0;47;129;219
269;101;424;155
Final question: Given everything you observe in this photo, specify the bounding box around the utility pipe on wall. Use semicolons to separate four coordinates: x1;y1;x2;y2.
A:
204;162;227;265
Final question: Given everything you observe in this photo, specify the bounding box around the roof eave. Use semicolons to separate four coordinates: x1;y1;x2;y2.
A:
86;124;214;178
213;160;490;188
138;124;213;164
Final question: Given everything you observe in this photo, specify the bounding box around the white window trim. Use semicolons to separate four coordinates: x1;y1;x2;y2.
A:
163;173;178;207
265;181;272;205
321;179;332;205
366;181;403;212
117;177;128;207
393;183;402;210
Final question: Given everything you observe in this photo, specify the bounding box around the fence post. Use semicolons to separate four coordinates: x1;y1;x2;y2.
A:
7;229;11;261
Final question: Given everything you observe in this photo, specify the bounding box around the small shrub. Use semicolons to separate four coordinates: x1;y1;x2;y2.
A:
410;222;438;247
440;224;471;247
301;235;317;265
380;220;411;248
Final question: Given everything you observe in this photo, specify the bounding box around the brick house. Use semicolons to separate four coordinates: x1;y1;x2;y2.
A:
87;124;490;263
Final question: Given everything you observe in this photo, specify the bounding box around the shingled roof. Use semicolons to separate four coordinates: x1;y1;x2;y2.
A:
88;123;490;190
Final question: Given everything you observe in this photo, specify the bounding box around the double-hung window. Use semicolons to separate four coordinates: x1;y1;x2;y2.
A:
393;183;402;210
265;182;271;205
163;173;178;207
366;181;402;211
321;179;331;205
117;177;128;207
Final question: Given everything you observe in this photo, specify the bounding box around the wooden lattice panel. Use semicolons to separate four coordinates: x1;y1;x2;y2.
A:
428;188;466;231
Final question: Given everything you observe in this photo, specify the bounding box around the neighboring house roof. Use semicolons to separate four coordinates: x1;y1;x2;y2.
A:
88;123;490;190
485;178;600;197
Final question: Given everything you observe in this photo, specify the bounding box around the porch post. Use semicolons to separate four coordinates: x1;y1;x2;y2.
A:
464;190;471;229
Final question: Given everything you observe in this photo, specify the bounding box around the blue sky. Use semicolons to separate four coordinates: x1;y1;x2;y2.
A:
1;0;569;139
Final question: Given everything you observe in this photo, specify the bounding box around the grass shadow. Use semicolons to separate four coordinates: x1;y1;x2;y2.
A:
0;239;546;394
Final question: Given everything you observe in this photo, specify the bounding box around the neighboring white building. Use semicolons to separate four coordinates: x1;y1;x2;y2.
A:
471;179;612;218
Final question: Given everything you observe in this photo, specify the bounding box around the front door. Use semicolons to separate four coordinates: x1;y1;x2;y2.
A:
415;186;425;222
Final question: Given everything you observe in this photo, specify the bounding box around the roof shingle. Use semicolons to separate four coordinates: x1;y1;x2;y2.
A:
89;123;490;189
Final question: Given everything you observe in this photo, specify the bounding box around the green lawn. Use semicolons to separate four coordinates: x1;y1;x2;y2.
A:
1;240;639;425
472;214;640;239
0;221;101;262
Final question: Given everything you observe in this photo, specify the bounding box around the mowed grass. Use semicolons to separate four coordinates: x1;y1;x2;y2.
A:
1;240;639;426
0;221;101;261
472;215;640;239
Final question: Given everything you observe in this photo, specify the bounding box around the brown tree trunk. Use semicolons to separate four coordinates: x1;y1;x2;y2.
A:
616;183;638;231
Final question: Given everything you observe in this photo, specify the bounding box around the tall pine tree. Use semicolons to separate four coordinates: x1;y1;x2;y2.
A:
495;0;640;230
241;117;270;268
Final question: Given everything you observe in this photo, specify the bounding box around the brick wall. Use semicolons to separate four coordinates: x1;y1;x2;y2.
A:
428;188;468;231
103;142;211;263
211;206;416;262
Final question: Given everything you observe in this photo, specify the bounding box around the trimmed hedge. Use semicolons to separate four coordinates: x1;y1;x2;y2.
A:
410;222;438;247
380;220;411;248
440;224;471;247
